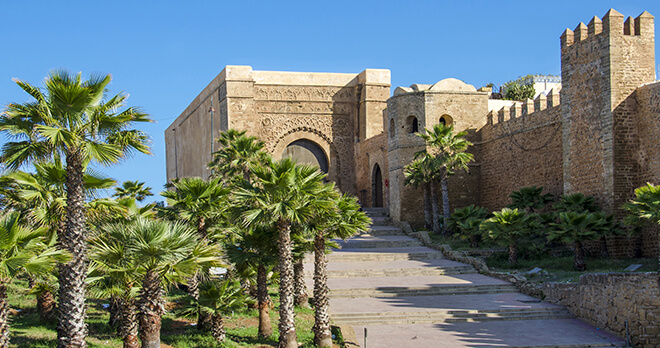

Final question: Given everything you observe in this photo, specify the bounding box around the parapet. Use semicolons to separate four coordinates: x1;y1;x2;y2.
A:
486;88;560;125
561;9;654;48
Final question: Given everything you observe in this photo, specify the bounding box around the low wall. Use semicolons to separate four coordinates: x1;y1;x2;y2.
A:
544;272;660;347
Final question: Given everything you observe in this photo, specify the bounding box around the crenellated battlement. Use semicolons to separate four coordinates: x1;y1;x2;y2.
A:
561;9;654;47
487;89;560;125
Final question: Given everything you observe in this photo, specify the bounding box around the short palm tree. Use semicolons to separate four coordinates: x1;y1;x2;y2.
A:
450;205;489;247
310;192;370;347
509;186;554;213
113;180;153;202
0;211;69;348
548;211;613;271
99;218;222;348
236;159;332;348
225;226;278;338
0;70;151;347
417;124;473;233
480;208;537;265
180;279;252;343
623;183;660;281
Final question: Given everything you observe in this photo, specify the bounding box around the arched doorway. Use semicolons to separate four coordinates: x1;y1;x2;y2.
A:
282;139;329;174
372;164;383;207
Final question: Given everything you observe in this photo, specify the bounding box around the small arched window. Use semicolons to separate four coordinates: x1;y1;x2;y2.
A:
389;118;395;138
405;116;419;134
439;114;453;127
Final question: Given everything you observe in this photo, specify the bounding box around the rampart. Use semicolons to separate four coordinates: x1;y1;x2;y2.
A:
477;90;563;211
544;273;660;347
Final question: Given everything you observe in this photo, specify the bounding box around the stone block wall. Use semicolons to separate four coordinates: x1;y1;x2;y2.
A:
544;273;660;347
477;103;563;211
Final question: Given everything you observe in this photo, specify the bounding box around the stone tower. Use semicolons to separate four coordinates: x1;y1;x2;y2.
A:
561;9;656;212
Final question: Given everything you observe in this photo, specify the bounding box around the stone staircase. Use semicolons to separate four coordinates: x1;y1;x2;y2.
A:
305;207;626;347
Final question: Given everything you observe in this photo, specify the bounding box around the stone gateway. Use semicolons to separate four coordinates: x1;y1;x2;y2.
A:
166;9;659;258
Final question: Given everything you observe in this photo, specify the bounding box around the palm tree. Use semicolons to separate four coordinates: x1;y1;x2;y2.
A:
96;218;222;348
417;124;473;233
449;205;489;247
548;211;613;271
480;208;537;265
236;159;331;348
509;186;554;213
623;183;660;282
113;180;153;202
310;192;370;347
0;211;69;348
404;155;437;231
180;279;252;343
208;129;270;184
0;70;152;347
161;177;228;329
225;225;278;338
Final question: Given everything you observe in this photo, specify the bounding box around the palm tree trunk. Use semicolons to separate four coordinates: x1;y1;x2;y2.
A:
194;218;212;331
118;298;139;348
37;288;57;322
430;183;441;234
0;283;10;348
210;314;226;343
312;233;332;348
423;183;432;230
440;175;451;234
293;259;308;308
58;150;88;348
257;264;273;338
108;295;120;328
138;270;164;348
574;241;587;271
276;219;298;348
508;241;518;265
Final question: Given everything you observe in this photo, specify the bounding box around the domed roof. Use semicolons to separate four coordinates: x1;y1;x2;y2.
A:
429;78;477;92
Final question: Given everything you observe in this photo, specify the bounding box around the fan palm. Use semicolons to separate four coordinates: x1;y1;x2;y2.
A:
179;279;252;343
0;211;69;347
236;159;332;348
208;129;270;184
404;155;437;231
310;192;370;347
417;124;473;233
623;183;660;282
480;208;537;265
225;225;278;338
509;186;554;213
113;180;153;202
549;211;613;271
0;70;151;347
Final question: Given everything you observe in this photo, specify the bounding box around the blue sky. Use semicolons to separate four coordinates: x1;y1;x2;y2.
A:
1;1;658;202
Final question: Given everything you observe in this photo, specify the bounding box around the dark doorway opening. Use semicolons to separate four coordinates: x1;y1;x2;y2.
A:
372;164;383;207
282;139;329;174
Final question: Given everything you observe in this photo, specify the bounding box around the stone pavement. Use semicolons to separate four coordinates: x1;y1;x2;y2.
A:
305;208;626;348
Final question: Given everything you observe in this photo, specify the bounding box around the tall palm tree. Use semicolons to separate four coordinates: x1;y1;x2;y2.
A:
404;156;436;231
0;211;69;348
208;129;270;184
311;192;370;347
236;159;331;348
417;124;473;233
113;180;153;202
0;70;152;347
161;177;228;329
225;226;278;338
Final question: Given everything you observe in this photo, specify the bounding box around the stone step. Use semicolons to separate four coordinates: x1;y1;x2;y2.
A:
336;239;422;249
369;216;391;226
365;225;404;236
314;265;476;278
332;308;573;325
328;284;518;298
362;207;387;217
328;251;444;262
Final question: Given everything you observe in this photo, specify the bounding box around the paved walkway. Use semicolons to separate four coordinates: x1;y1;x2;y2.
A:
305;208;625;348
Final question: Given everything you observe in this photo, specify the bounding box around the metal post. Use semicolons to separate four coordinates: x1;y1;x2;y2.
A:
364;327;367;348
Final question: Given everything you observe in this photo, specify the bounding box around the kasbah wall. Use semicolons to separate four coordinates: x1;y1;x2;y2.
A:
166;9;660;258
